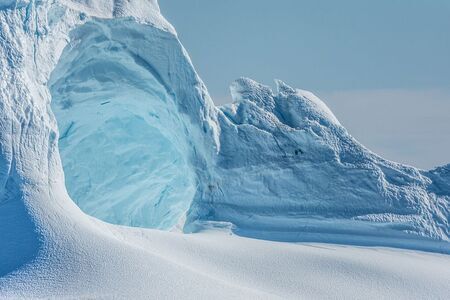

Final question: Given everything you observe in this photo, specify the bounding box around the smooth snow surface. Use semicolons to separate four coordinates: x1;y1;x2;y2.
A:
1;228;450;299
0;0;449;298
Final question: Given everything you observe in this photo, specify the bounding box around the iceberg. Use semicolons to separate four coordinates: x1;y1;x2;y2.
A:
0;0;449;297
187;77;449;251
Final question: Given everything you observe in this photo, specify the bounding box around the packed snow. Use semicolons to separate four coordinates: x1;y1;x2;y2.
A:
1;226;450;299
0;0;449;298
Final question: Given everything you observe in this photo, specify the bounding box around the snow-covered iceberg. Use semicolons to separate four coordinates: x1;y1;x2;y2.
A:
186;77;449;251
0;0;449;293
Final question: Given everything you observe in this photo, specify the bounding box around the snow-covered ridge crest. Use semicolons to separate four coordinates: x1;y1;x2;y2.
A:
61;0;174;31
229;77;340;127
0;0;173;31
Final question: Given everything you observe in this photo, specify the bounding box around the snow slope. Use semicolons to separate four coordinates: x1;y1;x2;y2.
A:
1;227;450;299
0;0;449;298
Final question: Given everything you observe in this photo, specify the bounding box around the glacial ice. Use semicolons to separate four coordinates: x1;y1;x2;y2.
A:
186;78;449;250
0;0;449;284
50;19;199;229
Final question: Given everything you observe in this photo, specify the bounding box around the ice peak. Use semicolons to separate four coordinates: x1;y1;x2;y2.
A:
229;77;275;111
275;79;295;95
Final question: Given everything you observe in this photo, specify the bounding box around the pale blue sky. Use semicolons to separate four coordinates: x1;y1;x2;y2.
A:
159;0;450;169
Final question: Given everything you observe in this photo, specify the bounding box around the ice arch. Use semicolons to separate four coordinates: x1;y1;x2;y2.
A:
50;19;198;229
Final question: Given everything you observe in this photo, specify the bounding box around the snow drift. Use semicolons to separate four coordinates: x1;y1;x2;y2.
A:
0;0;449;288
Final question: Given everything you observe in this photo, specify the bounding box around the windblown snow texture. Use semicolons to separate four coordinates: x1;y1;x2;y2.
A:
186;78;449;251
0;0;449;283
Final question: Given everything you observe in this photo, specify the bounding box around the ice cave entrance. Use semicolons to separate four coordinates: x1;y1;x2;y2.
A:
49;20;197;229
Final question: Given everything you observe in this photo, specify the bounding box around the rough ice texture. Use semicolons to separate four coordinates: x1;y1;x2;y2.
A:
0;0;449;290
186;78;449;251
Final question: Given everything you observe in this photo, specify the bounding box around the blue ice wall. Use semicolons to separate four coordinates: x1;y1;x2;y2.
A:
50;20;198;229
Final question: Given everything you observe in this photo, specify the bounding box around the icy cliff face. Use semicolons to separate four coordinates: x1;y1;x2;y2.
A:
0;0;449;279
